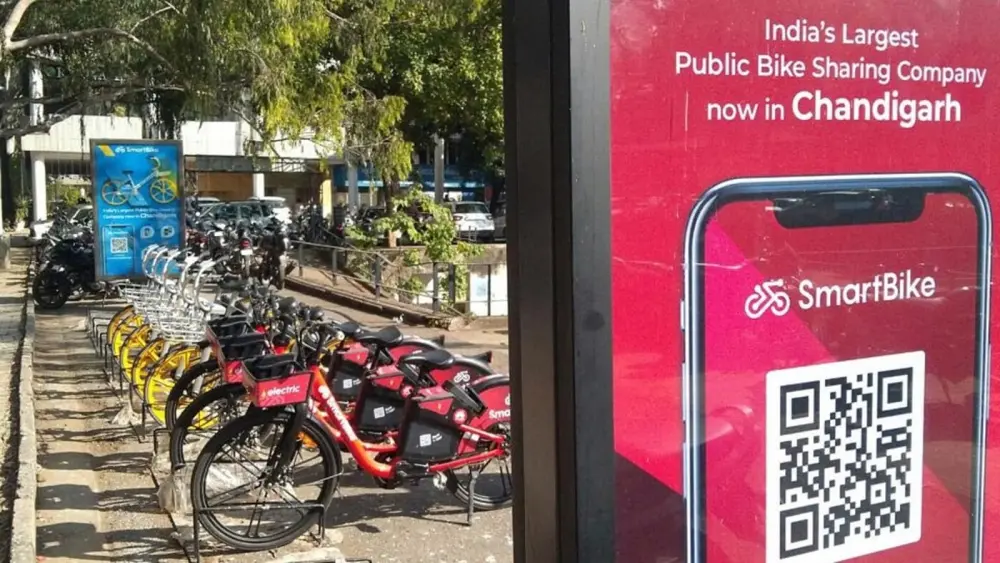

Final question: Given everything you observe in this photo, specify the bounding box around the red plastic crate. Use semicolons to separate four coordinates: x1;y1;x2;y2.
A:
222;359;245;384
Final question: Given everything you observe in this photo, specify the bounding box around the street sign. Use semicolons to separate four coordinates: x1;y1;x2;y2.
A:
91;139;185;280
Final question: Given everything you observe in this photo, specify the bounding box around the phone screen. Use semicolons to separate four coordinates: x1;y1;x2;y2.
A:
684;176;989;563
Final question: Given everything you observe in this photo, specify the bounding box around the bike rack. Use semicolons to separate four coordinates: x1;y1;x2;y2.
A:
190;501;331;562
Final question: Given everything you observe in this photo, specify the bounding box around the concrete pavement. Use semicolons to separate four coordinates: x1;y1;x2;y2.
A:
23;276;512;562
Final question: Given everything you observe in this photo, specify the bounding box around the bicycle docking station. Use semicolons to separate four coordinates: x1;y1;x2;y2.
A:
190;499;332;562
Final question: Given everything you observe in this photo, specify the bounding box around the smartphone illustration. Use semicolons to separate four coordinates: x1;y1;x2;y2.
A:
102;224;135;277
681;174;991;563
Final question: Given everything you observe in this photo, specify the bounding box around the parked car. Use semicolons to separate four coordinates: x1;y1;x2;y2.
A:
202;201;274;226
250;195;292;225
447;201;495;242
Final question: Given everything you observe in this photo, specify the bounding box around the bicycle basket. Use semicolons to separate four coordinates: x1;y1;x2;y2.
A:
242;354;312;408
206;316;253;359
206;315;252;341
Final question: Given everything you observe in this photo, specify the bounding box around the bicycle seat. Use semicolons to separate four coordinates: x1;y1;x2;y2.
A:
122;169;133;175
355;325;404;347
398;349;455;371
336;321;362;338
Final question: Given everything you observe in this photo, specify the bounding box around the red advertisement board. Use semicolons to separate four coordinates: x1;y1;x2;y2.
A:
611;1;1000;562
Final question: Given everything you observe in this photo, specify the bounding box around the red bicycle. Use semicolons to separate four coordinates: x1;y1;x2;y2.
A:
188;323;512;552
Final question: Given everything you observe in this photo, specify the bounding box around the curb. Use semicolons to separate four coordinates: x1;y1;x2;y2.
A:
9;262;36;563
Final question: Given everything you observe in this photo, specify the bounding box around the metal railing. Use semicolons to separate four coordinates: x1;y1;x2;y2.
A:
290;240;508;317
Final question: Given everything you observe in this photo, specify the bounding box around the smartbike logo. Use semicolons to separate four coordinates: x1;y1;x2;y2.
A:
743;270;936;319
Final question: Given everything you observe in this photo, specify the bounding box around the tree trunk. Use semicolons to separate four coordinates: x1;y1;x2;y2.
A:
385;177;398;248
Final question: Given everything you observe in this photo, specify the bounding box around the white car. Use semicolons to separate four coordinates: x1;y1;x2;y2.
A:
250;195;292;224
447;201;495;242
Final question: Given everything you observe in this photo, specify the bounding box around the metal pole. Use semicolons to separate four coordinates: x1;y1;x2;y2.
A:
373;257;382;299
487;263;493;316
331;247;338;285
434;135;446;203
448;263;457;304
297;242;303;277
431;262;440;312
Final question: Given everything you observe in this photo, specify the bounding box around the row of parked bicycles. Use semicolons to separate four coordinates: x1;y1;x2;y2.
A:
32;202;295;310
83;244;513;557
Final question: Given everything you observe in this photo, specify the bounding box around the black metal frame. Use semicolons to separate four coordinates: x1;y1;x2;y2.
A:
505;0;613;561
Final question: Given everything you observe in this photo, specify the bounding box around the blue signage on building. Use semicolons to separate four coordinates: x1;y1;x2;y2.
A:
91;140;185;280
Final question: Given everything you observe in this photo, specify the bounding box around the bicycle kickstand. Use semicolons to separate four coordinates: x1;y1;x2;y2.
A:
466;470;479;526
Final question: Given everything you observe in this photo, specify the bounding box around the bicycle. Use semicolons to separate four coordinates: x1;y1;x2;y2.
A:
188;321;512;552
100;156;178;206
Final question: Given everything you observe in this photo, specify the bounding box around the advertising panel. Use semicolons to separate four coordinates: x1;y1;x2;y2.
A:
611;2;1000;562
91;139;184;280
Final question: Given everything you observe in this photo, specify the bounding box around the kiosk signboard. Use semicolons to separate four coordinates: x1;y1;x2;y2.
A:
91;139;184;280
610;1;1000;562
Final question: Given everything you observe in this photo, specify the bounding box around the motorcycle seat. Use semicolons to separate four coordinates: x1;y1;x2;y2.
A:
355;325;404;348
398;349;455;371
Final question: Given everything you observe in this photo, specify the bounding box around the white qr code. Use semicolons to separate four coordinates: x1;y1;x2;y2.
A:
766;351;924;563
109;237;129;255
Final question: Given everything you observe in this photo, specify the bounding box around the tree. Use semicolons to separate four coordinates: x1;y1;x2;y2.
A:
359;0;504;176
0;0;400;149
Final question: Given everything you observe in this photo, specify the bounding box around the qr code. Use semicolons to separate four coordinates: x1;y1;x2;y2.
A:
109;236;129;255
766;351;925;563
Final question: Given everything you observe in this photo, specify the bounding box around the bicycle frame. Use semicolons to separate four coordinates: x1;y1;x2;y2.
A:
306;370;507;480
121;169;159;192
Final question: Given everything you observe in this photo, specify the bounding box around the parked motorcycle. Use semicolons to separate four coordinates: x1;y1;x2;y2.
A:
252;217;293;289
33;232;112;309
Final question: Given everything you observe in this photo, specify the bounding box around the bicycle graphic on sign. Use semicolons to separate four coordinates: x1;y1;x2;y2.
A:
100;156;178;207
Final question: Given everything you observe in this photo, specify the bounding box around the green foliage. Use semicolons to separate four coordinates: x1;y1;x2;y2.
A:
358;188;480;307
48;180;82;207
356;0;504;175
0;0;412;157
13;194;29;224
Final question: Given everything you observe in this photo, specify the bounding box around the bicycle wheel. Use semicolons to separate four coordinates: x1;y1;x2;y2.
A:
190;409;340;551
105;305;135;347
101;180;129;206
143;344;201;426
445;420;514;511
131;337;166;386
165;359;221;431
149;178;178;205
110;312;143;358
169;383;249;469
118;324;152;380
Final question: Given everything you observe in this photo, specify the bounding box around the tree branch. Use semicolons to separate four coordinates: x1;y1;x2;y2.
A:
8;27;178;75
130;5;176;33
0;82;183;110
1;0;37;53
0;84;179;138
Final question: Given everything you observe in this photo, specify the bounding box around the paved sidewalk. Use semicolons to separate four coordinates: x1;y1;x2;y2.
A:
0;248;29;561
